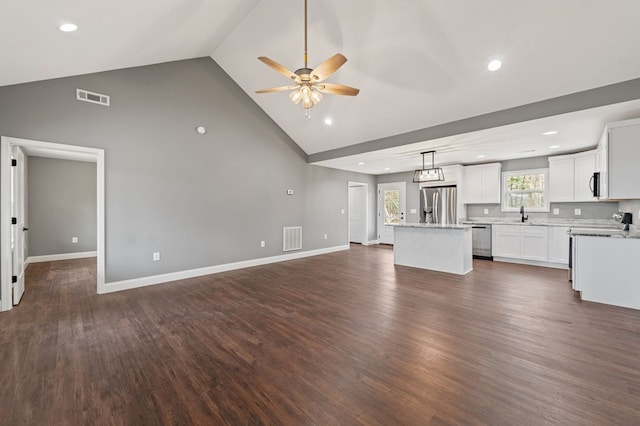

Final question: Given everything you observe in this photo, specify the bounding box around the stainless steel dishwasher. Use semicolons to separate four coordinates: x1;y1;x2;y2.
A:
471;224;493;260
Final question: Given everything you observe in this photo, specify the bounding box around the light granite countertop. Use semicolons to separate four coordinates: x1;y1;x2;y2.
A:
394;223;471;230
569;229;640;239
463;217;621;229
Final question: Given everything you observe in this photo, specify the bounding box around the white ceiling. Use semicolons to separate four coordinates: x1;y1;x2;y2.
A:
3;0;640;174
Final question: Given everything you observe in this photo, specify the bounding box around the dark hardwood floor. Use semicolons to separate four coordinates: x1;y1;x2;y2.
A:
1;244;640;425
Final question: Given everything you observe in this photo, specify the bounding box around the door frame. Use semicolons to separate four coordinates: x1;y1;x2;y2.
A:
1;136;105;311
377;182;406;244
348;181;369;244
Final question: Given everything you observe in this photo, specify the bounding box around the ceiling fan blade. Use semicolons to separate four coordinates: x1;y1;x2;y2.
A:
257;57;300;82
310;53;347;82
316;83;360;96
255;85;297;94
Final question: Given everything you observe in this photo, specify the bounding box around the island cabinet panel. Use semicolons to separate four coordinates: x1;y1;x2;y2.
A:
492;224;548;261
574;235;640;310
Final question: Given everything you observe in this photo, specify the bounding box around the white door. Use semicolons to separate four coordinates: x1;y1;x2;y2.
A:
11;146;26;304
349;185;367;243
377;182;406;244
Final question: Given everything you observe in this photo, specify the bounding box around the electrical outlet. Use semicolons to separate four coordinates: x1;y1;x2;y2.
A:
483;209;489;215
260;240;265;248
574;208;581;216
152;252;160;261
324;234;328;240
71;237;78;243
553;208;559;215
287;189;294;195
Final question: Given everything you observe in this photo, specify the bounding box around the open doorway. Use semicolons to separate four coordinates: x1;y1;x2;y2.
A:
1;136;105;312
348;182;369;244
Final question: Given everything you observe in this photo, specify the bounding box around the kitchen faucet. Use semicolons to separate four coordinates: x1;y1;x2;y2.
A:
520;206;528;223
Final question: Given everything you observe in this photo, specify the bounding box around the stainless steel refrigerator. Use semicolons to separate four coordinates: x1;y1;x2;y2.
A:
420;186;457;224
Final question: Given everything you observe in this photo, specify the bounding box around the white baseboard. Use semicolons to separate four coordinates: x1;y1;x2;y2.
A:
493;257;568;270
362;240;379;246
101;245;350;294
27;251;97;264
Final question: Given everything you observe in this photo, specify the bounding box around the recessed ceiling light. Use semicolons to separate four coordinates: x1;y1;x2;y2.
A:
477;154;486;158
358;161;365;165
542;130;558;136
549;145;561;149
324;118;333;125
487;59;502;71
59;23;78;32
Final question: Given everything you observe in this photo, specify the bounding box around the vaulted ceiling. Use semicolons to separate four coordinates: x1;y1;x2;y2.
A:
3;0;640;174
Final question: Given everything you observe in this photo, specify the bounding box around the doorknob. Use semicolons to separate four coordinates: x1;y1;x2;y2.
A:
23;227;28;231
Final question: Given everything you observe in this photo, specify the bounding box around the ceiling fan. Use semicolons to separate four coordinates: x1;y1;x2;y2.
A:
255;0;359;118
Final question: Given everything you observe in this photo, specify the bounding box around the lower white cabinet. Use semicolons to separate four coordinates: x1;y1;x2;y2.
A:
548;226;570;265
492;225;548;261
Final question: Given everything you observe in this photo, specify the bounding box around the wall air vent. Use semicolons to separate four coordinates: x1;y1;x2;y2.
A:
76;89;110;106
283;226;302;252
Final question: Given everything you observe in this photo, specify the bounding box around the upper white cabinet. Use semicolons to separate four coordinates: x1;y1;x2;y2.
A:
597;118;640;200
548;150;597;202
463;163;502;204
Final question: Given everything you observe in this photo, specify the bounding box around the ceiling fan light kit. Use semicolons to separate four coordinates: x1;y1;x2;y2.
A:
255;0;359;118
413;150;445;183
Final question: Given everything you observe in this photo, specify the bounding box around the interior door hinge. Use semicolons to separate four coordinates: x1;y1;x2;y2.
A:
12;275;17;284
11;159;17;166
11;217;17;225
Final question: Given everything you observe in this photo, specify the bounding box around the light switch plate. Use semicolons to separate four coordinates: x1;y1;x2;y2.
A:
553;208;559;215
340;209;345;214
260;241;265;248
574;208;581;216
324;234;328;240
410;208;417;214
287;189;294;195
483;209;489;215
71;237;78;243
152;252;160;261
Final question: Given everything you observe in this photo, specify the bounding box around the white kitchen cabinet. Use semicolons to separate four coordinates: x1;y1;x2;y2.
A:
520;227;548;261
573;151;596;201
492;224;548;261
548;226;570;265
548;156;574;202
597;118;640;200
548;150;596;202
463;163;502;204
492;225;520;258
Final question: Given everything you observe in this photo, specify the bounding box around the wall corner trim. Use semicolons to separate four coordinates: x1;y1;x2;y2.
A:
100;245;350;294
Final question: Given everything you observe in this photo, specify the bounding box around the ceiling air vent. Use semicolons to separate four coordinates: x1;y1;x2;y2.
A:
76;89;110;106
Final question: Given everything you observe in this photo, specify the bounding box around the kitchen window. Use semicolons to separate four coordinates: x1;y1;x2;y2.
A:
502;168;549;212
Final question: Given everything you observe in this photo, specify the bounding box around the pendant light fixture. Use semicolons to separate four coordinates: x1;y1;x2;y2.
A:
413;150;445;183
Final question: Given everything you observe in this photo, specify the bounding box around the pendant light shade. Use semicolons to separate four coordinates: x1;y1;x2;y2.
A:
413;150;445;183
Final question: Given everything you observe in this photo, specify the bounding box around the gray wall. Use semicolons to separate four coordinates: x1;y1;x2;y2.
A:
28;157;97;256
376;172;421;224
0;57;375;283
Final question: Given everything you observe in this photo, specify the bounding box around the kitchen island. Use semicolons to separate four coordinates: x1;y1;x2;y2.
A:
571;228;640;310
393;223;473;275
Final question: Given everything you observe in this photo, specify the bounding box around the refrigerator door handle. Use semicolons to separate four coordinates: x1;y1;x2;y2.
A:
433;191;439;224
